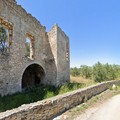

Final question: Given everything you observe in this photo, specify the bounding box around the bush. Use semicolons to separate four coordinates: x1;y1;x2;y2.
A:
70;62;120;82
0;83;85;112
70;67;80;76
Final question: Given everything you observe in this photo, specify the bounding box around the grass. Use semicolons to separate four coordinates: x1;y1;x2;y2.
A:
0;81;91;112
0;76;97;112
70;75;96;86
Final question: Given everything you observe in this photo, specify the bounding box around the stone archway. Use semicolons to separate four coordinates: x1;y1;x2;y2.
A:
22;64;45;89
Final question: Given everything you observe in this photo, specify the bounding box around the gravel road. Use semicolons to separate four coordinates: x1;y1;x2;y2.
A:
76;94;120;120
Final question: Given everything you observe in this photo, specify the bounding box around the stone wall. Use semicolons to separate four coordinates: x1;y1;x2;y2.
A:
0;80;120;120
57;25;70;84
0;0;70;95
48;25;70;86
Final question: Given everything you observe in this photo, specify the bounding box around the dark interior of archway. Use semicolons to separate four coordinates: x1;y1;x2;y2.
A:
22;64;45;89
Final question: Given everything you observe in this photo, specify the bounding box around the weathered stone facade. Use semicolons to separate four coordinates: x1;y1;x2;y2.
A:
0;0;70;96
0;80;120;120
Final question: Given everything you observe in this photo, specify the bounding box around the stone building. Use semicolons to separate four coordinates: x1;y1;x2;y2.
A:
0;0;70;96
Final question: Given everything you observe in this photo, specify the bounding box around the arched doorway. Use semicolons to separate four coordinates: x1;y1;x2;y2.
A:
22;64;45;89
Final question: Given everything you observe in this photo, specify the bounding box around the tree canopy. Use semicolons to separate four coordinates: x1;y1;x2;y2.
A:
70;62;120;82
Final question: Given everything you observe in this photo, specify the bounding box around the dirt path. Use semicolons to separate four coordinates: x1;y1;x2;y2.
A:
76;94;120;120
53;92;120;120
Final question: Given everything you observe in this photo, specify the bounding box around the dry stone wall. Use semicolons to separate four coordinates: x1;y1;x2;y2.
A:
0;80;120;120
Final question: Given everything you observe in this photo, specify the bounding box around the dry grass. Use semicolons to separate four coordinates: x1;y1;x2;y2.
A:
70;76;96;87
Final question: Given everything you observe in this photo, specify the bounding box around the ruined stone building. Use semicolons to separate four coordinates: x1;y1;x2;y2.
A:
0;0;70;96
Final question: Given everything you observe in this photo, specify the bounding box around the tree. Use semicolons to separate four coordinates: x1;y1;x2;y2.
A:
0;27;8;54
70;62;120;83
92;62;107;82
80;65;92;79
112;65;120;79
92;62;119;82
70;67;80;76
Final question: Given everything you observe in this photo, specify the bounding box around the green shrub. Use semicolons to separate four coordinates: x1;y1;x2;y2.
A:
0;83;85;112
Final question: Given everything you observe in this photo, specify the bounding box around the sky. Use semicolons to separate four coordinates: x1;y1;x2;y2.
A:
17;0;120;67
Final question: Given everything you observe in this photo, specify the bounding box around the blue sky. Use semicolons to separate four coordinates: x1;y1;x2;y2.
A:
17;0;120;67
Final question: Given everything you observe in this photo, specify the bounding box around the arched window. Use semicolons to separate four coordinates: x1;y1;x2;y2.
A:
66;42;69;61
0;17;13;54
25;33;35;60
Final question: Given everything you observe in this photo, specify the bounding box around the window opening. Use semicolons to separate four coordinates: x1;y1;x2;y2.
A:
0;17;13;54
66;42;69;61
25;33;34;60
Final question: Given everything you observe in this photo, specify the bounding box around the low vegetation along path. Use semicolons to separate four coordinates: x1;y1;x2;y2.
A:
76;94;120;120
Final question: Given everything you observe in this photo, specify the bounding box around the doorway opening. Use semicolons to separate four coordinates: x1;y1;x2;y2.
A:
22;64;45;89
